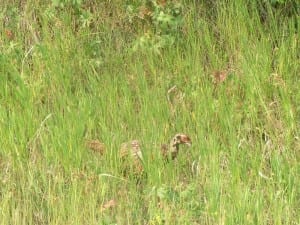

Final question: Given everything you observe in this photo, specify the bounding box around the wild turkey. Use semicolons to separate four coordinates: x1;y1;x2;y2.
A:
119;140;144;176
161;133;192;161
86;139;106;155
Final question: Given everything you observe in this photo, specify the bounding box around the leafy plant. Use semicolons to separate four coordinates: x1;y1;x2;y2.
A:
52;0;83;8
126;0;184;53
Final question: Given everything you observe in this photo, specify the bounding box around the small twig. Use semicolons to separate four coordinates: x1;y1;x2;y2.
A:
98;173;128;182
238;138;246;149
26;113;52;149
258;171;270;180
167;85;177;104
21;45;34;77
192;160;200;176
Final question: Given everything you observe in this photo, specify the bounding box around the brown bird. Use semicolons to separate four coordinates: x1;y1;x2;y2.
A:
86;139;106;155
119;140;144;176
161;133;192;161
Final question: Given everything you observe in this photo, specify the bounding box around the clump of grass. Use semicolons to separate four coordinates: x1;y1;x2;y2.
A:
0;0;299;224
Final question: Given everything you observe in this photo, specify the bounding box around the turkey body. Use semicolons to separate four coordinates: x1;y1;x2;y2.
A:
119;140;144;176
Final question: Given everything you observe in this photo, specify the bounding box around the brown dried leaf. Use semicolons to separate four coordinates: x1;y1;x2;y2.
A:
158;0;167;7
160;144;169;159
101;199;117;212
138;6;152;19
270;73;286;87
213;70;228;84
5;30;14;40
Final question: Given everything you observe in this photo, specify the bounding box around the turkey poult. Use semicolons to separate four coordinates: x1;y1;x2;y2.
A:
86;139;106;155
119;140;144;176
161;134;192;161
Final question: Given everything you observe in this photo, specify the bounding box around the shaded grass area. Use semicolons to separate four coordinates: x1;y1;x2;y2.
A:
0;0;299;224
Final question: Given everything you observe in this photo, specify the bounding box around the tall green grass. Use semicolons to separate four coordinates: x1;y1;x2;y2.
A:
0;0;299;224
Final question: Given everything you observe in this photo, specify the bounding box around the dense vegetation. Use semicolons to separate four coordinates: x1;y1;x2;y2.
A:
0;0;299;224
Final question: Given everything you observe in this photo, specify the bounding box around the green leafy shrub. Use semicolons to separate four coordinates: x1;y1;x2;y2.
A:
126;0;184;54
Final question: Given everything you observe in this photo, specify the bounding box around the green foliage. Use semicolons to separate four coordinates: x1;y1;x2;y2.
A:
150;1;183;34
52;0;83;8
0;0;299;224
261;0;299;19
127;1;184;53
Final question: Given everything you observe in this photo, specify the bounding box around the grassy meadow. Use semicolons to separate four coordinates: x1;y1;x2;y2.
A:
0;0;299;224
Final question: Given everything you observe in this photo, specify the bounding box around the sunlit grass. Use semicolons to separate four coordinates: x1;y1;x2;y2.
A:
0;0;299;224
